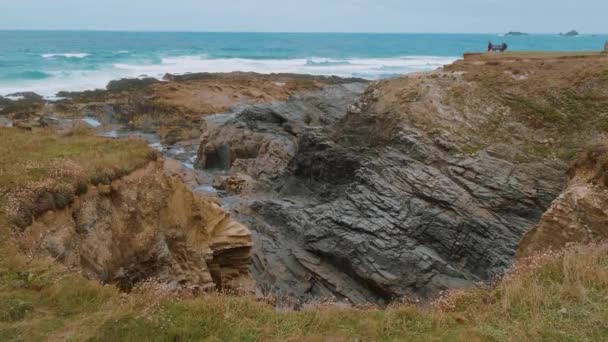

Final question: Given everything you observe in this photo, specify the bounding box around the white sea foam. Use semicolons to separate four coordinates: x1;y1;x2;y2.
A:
5;95;25;101
41;53;91;59
195;184;217;194
81;117;102;127
113;55;456;80
149;142;164;151
0;55;457;98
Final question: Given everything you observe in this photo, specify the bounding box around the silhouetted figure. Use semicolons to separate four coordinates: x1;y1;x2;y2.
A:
488;42;508;53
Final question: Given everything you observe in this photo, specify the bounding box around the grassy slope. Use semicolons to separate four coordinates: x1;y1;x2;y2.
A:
446;54;608;162
0;128;607;341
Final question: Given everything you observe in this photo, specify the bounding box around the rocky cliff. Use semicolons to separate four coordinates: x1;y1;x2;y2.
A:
194;53;608;305
5;54;608;306
16;160;252;292
518;143;608;258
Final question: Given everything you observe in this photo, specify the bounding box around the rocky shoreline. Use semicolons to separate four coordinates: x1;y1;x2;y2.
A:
3;53;608;306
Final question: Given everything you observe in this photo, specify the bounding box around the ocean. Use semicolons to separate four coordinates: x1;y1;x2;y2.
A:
1;31;607;98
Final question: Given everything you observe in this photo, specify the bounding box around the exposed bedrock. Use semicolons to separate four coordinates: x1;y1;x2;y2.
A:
195;66;581;304
18;160;252;292
250;128;565;304
518;143;608;258
48;73;367;144
196;83;368;182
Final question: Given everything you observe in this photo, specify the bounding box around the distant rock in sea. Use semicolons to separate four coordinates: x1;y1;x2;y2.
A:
560;30;579;37
505;31;528;36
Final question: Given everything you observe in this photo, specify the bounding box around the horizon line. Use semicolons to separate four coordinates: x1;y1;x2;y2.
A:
1;28;607;35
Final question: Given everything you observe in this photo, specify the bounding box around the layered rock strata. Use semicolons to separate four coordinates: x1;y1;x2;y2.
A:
17;160;252;291
519;144;608;258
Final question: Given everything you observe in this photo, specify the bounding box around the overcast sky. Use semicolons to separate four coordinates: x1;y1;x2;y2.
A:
0;0;606;33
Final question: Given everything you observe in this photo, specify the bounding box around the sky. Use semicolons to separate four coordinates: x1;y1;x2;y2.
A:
0;0;606;34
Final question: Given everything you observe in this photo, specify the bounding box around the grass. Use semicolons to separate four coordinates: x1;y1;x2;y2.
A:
438;54;608;162
0;127;155;228
0;130;606;340
0;127;154;188
0;127;156;340
3;57;608;340
1;238;607;341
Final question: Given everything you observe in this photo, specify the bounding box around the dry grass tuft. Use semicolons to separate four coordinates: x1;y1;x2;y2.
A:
0;128;155;228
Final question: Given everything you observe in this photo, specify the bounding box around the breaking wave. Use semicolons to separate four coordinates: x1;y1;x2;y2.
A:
1;55;456;98
41;53;91;59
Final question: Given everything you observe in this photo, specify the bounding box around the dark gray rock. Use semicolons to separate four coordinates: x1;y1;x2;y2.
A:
560;30;579;37
196;81;567;306
246;116;566;305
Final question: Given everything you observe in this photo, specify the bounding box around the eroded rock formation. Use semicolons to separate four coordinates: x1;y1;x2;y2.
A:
196;83;368;181
50;73;367;144
248;99;565;304
194;54;608;305
519;143;608;258
17;160;252;291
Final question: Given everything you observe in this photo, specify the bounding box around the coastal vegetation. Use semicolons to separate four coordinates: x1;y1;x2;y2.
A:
2;208;606;341
2;52;608;340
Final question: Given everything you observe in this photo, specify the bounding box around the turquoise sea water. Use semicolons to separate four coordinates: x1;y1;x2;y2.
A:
0;31;606;98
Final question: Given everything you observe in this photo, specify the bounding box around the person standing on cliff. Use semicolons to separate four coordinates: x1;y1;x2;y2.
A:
488;41;492;53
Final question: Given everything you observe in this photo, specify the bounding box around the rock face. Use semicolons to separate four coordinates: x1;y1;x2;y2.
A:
50;72;367;144
197;80;565;305
248;110;565;305
18;160;252;291
196;83;368;182
192;54;608;305
518;144;608;258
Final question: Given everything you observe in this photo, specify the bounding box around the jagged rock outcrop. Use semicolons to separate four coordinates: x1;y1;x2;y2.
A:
196;54;608;305
518;143;608;258
249;119;565;304
50;73;367;144
17;160;252;291
196;83;368;181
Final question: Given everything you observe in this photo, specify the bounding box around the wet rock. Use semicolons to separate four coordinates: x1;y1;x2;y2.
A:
50;72;368;145
106;77;161;92
196;83;368;183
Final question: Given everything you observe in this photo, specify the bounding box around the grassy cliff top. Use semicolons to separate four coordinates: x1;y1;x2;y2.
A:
0;127;153;189
0;128;155;228
362;53;608;162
